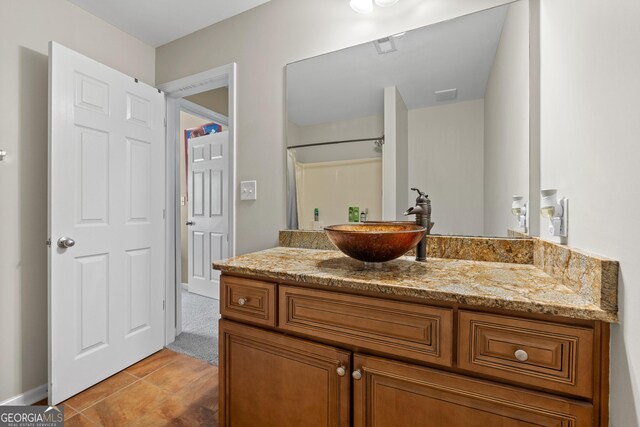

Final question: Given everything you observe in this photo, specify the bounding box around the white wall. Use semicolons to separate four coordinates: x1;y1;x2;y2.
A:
394;88;409;220
156;0;514;254
408;99;485;236
539;0;640;424
483;0;530;237
383;87;409;220
0;0;155;403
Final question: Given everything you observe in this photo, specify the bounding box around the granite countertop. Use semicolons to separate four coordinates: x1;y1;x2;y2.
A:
214;247;617;322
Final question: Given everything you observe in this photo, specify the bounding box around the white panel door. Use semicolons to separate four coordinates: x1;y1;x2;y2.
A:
187;131;229;299
48;42;165;404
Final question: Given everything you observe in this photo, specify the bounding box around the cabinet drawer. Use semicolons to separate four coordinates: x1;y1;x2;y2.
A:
221;275;276;327
458;311;594;398
279;285;453;366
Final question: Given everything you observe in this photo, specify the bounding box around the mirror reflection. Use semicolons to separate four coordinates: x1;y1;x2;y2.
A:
286;1;530;238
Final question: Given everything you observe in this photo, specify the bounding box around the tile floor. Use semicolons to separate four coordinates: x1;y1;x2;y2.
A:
36;348;218;426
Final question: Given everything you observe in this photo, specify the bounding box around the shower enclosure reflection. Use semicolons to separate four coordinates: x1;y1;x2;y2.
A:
287;138;383;230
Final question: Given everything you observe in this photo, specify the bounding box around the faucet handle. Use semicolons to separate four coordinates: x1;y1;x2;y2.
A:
411;188;430;204
411;187;426;197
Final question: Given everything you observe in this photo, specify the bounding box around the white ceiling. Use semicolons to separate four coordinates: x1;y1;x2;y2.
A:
67;0;272;47
287;5;508;127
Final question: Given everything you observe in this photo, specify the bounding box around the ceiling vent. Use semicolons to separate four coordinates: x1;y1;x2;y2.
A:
374;37;397;55
435;88;458;101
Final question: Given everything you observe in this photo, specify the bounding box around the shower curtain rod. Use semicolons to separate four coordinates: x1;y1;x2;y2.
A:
288;135;385;149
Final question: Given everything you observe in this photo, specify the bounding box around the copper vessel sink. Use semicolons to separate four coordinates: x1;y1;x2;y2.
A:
324;223;427;263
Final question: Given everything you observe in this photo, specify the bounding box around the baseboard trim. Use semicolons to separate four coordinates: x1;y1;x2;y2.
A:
181;283;188;290
0;384;48;406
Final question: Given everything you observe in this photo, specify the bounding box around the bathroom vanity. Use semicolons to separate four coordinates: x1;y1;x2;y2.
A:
214;236;617;427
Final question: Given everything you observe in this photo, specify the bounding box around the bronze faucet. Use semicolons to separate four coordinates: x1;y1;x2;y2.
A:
404;188;431;261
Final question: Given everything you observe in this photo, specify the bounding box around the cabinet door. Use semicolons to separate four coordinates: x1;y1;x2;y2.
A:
353;353;593;427
219;319;351;427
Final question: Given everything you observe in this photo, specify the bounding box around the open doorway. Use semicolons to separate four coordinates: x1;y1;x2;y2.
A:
158;64;237;366
169;94;228;364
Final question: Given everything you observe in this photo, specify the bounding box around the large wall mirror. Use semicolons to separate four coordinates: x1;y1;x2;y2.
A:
286;1;532;238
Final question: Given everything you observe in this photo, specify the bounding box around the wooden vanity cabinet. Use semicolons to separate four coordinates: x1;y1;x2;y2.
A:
219;274;609;426
353;353;593;427
219;319;351;427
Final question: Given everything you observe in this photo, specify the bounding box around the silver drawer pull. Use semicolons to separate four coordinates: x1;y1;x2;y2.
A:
514;349;529;362
336;366;346;377
352;369;362;380
237;297;247;306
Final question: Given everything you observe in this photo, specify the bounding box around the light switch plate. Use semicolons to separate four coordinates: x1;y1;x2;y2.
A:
240;180;257;201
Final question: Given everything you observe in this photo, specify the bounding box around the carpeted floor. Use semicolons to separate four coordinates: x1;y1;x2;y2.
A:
167;289;220;365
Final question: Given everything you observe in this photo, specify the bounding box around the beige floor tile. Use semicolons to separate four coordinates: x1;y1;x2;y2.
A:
125;348;186;378
173;365;219;413
143;356;212;394
81;380;169;426
64;405;78;420
63;371;138;411
65;412;100;426
130;395;218;427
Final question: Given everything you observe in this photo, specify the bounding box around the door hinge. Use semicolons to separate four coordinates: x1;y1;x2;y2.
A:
46;238;51;247
163;300;166;310
164;117;167;128
162;209;166;219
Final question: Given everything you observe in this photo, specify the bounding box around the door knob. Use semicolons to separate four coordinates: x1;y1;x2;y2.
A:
352;369;362;380
57;237;75;248
186;221;195;226
336;366;346;377
237;297;247;306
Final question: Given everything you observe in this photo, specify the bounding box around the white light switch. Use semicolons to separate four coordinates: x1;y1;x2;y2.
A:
240;180;257;201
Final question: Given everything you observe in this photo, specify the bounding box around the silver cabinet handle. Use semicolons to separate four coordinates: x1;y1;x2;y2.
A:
186;221;195;226
336;366;346;377
514;349;529;362
57;237;75;248
352;369;362;380
237;297;247;306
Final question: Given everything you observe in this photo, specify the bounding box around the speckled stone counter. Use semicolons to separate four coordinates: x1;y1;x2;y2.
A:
214;246;618;322
279;230;534;264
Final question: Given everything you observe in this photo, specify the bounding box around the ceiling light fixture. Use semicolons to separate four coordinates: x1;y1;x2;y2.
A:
350;0;400;14
350;0;373;14
374;0;400;6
